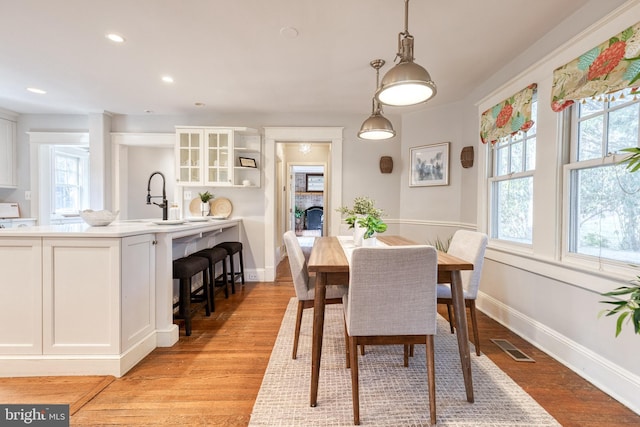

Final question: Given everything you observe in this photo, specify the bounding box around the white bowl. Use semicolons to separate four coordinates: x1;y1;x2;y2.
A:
80;209;119;226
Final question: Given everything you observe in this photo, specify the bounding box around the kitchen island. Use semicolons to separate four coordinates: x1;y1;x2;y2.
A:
0;218;241;377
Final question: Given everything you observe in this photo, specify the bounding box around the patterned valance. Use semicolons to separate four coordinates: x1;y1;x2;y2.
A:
480;84;537;145
551;21;640;112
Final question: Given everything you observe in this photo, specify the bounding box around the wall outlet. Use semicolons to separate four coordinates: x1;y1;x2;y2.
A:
248;273;258;281
183;190;192;200
24;190;31;200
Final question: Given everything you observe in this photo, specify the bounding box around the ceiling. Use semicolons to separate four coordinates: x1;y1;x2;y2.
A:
0;0;592;116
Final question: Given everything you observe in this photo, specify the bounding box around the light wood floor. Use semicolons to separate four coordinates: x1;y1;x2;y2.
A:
0;258;638;426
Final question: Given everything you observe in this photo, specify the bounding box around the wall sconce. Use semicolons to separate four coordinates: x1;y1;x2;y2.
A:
460;146;474;168
379;156;393;173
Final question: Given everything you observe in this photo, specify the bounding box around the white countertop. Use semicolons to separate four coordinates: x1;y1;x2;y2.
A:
0;217;240;238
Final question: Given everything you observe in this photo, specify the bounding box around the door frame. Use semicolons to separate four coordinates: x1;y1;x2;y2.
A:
263;127;343;281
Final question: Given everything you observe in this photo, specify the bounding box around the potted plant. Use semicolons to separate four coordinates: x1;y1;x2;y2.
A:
599;147;640;337
357;214;388;246
337;196;385;246
294;206;304;232
198;191;214;216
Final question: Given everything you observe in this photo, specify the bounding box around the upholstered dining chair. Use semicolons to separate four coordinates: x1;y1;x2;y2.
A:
343;245;438;426
283;231;347;359
437;229;488;356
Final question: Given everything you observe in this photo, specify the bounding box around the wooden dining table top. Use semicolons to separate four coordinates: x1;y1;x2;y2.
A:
307;235;473;274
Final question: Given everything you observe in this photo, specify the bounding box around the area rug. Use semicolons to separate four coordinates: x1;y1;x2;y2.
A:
249;298;560;426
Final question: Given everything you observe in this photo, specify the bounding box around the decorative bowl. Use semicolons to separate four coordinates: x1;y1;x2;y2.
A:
79;209;119;226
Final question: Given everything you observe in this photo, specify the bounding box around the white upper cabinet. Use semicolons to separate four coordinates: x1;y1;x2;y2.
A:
0;118;17;188
175;126;261;187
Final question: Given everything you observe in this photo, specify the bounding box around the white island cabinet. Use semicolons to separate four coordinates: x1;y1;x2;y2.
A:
0;218;240;377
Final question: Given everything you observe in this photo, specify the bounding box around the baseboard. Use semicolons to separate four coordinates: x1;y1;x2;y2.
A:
477;292;640;415
155;325;179;347
0;333;158;378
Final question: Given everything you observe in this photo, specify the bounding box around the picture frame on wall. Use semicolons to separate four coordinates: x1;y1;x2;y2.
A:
409;142;450;187
239;157;257;168
305;173;324;192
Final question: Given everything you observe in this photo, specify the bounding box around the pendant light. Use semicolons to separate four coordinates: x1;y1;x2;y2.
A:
358;59;396;140
375;0;436;107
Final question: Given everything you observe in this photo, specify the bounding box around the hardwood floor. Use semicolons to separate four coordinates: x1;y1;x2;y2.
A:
0;258;638;426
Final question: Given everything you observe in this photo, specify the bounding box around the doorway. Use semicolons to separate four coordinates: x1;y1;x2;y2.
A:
263;127;343;282
289;164;326;247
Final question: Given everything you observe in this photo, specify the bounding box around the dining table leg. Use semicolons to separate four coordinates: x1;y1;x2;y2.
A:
450;269;474;403
310;271;327;407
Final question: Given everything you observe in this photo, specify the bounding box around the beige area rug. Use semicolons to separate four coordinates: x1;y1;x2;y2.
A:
249;298;560;426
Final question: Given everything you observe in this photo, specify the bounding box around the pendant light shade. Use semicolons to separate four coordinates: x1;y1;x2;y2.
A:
375;0;436;107
359;59;396;140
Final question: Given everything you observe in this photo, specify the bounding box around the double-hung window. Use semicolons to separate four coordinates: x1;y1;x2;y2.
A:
51;146;89;216
488;99;537;245
565;87;640;265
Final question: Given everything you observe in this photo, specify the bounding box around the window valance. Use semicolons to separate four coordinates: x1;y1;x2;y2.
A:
480;84;537;145
551;21;640;112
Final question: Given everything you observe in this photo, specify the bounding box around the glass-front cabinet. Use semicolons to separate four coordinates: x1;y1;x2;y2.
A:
177;130;202;184
175;126;261;187
205;130;231;185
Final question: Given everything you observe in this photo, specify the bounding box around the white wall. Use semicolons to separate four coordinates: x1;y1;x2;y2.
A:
399;0;640;414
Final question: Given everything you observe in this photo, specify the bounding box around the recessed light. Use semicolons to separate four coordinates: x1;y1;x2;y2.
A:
106;33;125;43
162;75;174;83
26;87;46;94
280;26;299;39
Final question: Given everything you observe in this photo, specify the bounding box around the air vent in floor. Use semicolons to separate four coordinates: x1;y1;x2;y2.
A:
491;338;535;362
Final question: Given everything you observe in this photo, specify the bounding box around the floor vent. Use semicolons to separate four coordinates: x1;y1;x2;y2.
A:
491;339;535;362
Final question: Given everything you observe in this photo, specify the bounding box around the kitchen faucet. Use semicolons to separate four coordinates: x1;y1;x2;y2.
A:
146;171;168;221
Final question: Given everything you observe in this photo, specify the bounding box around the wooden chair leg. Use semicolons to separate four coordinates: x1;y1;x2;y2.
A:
426;335;436;426
469;300;481;356
403;344;410;367
446;303;455;333
344;318;350;369
349;336;360;425
292;300;304;359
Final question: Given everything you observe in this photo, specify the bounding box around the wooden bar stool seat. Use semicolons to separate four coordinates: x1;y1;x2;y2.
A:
172;255;211;336
214;241;245;294
190;247;230;309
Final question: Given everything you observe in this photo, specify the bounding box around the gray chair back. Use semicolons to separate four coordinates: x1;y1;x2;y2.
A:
345;245;438;336
447;230;488;299
283;230;311;300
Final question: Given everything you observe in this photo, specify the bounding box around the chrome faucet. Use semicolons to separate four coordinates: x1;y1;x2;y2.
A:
146;171;168;221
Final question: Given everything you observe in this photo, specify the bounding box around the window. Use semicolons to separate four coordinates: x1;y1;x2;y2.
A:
566;87;640;264
51;146;89;215
489;99;537;244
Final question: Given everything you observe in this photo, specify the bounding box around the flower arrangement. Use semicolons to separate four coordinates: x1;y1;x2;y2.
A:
337;196;386;242
337;196;384;228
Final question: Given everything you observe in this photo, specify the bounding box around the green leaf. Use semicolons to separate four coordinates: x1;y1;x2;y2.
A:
615;312;629;337
623;59;640;83
578;47;600;70
621;27;634;42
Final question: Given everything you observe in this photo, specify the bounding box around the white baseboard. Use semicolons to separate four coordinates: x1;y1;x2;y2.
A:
477;292;640;415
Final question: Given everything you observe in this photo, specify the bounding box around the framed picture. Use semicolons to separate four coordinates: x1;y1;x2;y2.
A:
409;142;450;187
239;157;257;168
306;173;324;192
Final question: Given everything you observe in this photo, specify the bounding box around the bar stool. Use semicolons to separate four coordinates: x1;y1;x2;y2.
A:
172;255;210;336
190;247;230;310
214;241;245;294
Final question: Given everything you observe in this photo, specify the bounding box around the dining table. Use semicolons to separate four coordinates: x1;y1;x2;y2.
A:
306;235;475;407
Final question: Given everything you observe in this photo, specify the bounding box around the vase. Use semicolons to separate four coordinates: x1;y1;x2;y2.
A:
200;202;210;217
353;216;366;246
362;236;377;247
